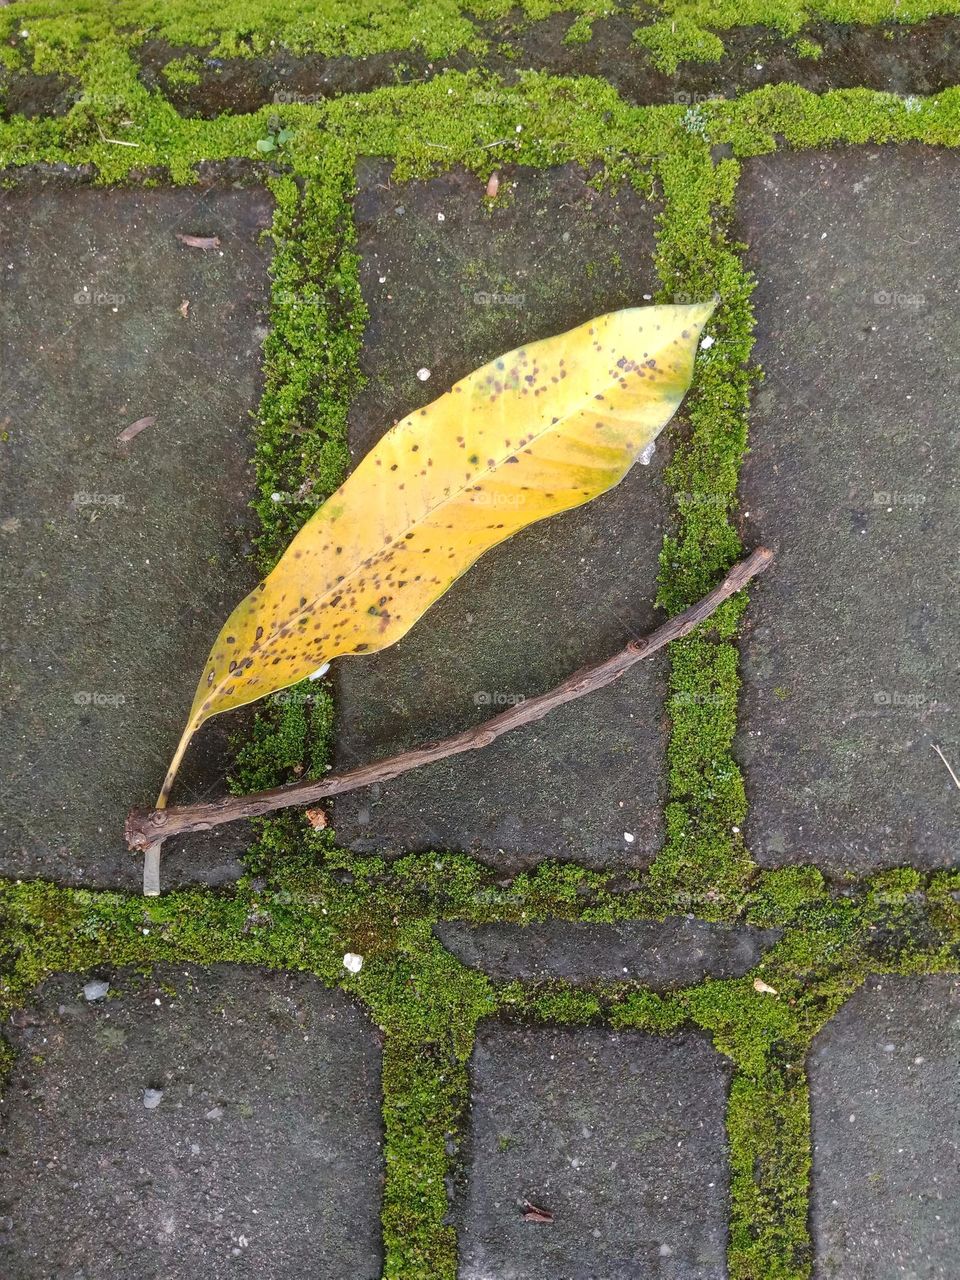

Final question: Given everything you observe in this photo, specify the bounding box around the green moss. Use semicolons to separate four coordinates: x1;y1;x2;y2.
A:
160;53;203;86
794;35;823;58
635;17;727;73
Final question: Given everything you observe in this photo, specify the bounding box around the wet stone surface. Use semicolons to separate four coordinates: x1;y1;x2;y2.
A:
333;162;674;870
457;1021;731;1280
0;965;383;1280
809;974;960;1279
435;917;780;987
734;145;960;874
0;185;272;890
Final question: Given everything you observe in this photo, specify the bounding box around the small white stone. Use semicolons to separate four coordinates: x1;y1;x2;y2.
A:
700;334;715;349
83;979;110;1002
416;367;431;381
343;952;364;974
638;440;656;466
378;275;387;283
623;832;635;843
437;212;445;222
659;1244;674;1257
143;1088;163;1110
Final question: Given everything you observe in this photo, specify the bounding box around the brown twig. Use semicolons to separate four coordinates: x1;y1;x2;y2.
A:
128;547;773;893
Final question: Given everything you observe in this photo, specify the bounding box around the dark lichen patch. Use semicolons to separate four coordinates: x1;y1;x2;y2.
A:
0;69;79;120
136;38;476;119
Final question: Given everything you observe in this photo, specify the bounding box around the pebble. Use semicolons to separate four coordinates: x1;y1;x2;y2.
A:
416;367;431;382
83;979;110;1002
143;1088;163;1110
343;952;364;974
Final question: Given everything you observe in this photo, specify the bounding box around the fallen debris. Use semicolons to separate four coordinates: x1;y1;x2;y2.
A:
521;1200;554;1224
176;233;221;250
117;414;156;445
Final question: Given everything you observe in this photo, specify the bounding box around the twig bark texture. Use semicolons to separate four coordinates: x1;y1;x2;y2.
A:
128;546;773;894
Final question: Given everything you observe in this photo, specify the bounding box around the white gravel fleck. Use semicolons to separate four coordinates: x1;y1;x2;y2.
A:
83;979;110;1002
343;952;364;974
143;1088;164;1110
416;367;431;381
700;334;715;349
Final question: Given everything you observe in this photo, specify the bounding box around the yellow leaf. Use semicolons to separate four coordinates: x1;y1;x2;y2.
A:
157;301;714;804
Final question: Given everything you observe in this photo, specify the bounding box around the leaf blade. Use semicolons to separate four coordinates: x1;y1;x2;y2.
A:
159;301;713;801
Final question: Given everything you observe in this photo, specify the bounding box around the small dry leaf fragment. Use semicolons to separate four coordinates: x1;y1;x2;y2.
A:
486;172;500;199
117;414;156;444
179;298;190;319
521;1201;554;1224
176;233;221;250
753;978;779;995
305;806;328;830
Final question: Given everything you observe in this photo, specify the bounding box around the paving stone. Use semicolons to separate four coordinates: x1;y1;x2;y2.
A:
436;917;780;986
809;974;960;1280
0;965;383;1280
734;146;959;873
0;185;273;890
132;17;960;116
333;162;673;869
457;1022;731;1279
